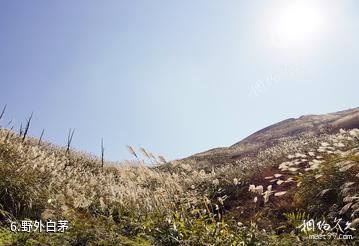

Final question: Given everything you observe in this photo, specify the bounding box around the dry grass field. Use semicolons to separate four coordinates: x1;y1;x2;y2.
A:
1;109;359;245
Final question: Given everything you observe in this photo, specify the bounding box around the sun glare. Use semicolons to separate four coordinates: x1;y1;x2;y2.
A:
271;2;326;48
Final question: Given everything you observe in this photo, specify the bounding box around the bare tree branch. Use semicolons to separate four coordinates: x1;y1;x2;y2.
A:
38;129;45;145
0;104;7;121
6;119;13;128
66;128;75;154
64;128;75;169
22;112;33;142
101;138;105;169
19;122;23;137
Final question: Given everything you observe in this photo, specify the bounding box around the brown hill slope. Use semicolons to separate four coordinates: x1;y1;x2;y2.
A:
176;107;359;168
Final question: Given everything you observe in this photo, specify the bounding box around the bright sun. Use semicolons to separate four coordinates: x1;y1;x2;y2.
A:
271;2;325;47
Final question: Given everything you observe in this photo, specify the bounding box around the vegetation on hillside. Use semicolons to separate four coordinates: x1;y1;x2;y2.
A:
0;110;359;245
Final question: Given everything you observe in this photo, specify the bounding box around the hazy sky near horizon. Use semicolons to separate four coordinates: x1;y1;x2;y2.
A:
0;1;358;162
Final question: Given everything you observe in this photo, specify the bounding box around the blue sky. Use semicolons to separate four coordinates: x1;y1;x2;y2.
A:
0;1;358;162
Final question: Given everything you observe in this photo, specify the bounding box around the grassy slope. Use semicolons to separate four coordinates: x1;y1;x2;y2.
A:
0;127;359;245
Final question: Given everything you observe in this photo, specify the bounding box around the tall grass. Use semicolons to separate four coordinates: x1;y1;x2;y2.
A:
0;109;358;244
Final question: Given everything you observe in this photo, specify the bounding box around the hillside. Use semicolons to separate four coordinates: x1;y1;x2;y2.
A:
174;107;359;169
1;108;359;245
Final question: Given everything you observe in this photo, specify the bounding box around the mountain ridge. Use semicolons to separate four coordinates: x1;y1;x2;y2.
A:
176;107;359;167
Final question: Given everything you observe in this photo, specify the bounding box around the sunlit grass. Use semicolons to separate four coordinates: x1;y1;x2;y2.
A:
0;115;358;245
